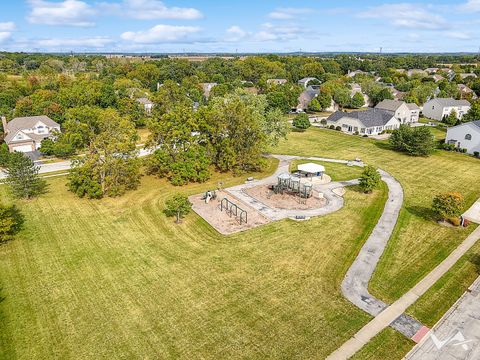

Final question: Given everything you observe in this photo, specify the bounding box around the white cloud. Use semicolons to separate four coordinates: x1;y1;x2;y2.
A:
225;26;248;41
101;0;202;20
444;31;472;40
460;0;480;11
121;24;201;43
0;22;15;31
36;36;114;48
0;22;15;44
268;7;313;20
254;22;306;41
27;0;96;27
358;3;448;30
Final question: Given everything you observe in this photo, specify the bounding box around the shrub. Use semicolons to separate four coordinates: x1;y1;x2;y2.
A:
474;151;479;158
432;192;464;221
449;217;461;227
354;131;359;135
442;143;455;151
335;126;341;131
389;125;436;157
292;113;311;130
329;125;335;130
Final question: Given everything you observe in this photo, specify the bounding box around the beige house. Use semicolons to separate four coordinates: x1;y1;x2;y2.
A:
3;115;60;153
136;97;154;115
267;78;288;85
375;99;419;124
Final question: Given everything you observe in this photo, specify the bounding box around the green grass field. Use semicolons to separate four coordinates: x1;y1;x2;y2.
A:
0;160;389;359
2;127;480;359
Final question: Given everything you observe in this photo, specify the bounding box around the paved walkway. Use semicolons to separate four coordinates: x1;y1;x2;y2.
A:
225;155;361;221
405;276;480;360
327;226;480;360
341;169;424;338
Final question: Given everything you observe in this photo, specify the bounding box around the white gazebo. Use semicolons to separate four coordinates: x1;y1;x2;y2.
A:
297;163;325;177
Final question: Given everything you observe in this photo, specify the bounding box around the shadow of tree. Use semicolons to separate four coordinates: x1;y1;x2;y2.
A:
406;205;437;222
468;254;480;275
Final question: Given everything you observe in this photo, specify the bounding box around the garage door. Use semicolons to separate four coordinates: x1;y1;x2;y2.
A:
12;144;33;152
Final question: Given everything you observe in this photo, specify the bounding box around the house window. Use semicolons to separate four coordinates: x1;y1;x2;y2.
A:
465;134;472;140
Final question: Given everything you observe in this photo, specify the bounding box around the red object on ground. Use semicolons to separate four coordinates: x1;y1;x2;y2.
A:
411;326;430;343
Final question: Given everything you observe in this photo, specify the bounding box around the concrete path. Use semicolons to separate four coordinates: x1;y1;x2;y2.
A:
327;226;480;360
405;276;480;360
341;169;424;338
463;199;480;224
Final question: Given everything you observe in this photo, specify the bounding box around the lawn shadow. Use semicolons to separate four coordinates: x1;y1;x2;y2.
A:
469;254;480;275
373;141;392;151
406;205;437;222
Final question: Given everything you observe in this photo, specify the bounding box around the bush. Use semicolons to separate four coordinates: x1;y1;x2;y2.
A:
292;113;311;130
474;151;479;158
449;217;461;227
335;126;341;131
329;125;335;130
389;125;436;157
354;131;359;135
432;192;464;221
362;134;368;138
320;119;327;126
442;143;455;151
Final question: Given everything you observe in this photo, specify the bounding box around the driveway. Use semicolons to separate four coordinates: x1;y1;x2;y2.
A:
405;277;480;360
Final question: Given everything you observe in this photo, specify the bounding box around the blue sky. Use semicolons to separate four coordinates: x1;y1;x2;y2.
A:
0;0;479;53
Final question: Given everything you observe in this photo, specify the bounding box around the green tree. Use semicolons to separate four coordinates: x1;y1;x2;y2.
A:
0;203;24;243
443;110;458;126
308;97;322;112
333;88;351;109
432;192;464;222
317;92;332;110
164;194;192;223
68;109;140;198
390;125;435;156
292;113;311;130
359;165;381;193
5;152;46;199
146;105;211;186
263;108;290;146
350;92;365;108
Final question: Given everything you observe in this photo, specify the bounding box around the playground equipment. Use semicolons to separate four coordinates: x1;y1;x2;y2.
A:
220;198;248;224
202;190;217;204
272;173;313;199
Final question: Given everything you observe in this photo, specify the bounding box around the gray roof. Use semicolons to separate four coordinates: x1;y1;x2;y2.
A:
431;98;470;107
327;109;395;128
136;97;153;105
375;99;405;112
5;115;59;143
472;120;480;129
406;103;420;110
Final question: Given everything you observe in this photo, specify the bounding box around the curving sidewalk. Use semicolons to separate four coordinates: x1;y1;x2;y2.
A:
341;169;424;338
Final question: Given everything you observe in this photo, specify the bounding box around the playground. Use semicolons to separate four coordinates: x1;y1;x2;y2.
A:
190;157;360;234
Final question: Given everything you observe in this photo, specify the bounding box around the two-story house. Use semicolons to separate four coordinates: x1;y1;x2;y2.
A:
2;115;61;153
422;98;471;121
375;99;418;124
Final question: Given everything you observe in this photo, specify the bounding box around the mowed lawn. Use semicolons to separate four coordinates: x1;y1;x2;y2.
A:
274;127;480;300
0;161;388;359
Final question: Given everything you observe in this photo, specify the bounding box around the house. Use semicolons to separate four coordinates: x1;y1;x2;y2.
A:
386;85;406;101
297;85;320;111
200;82;217;98
326;109;400;135
2;115;60;153
460;73;477;80
375;100;415;124
350;83;370;107
267;78;288;85
407;69;428;77
432;74;445;82
425;67;439;74
406;103;420;123
298;77;319;88
458;84;478;100
136;97;154;115
423;98;471;121
347;70;369;78
445;120;480;154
